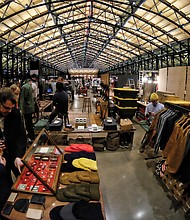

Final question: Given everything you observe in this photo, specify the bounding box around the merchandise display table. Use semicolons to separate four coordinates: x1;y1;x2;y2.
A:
49;127;136;150
2;192;65;220
1;130;106;219
2;190;106;220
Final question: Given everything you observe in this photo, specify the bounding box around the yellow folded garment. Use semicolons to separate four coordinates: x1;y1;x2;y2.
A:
72;158;98;171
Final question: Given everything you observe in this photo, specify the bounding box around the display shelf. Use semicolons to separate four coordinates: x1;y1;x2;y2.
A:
12;129;63;195
136;101;148;121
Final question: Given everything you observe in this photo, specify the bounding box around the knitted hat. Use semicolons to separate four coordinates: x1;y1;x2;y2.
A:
64;151;96;162
75;183;100;201
77;171;99;183
69;172;81;183
150;93;159;101
89;172;99;183
59;173;72;185
56;186;80;202
56;184;100;202
49;205;65;220
59;203;80;220
61;160;84;173
59;172;81;185
77;171;91;183
72;158;98;171
65;144;94;153
62;185;81;200
72;201;104;220
89;184;100;201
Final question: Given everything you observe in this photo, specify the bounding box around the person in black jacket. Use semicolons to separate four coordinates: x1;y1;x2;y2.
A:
48;82;69;126
0;87;27;186
0;156;11;220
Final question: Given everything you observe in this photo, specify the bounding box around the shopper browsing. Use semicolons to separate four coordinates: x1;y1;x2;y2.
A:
0;155;11;219
10;84;20;108
0;87;27;186
19;78;35;141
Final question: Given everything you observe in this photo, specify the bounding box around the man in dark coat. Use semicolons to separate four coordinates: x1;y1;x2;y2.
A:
0;156;11;219
0;87;27;186
48;82;69;126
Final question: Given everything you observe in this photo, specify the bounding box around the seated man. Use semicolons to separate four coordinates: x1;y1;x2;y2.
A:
139;93;164;153
145;93;164;118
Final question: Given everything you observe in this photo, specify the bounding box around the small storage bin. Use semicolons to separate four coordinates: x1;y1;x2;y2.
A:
114;96;138;107
114;88;139;98
115;105;137;119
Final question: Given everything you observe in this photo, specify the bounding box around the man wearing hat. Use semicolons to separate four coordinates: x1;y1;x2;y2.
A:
145;93;164;117
139;93;164;153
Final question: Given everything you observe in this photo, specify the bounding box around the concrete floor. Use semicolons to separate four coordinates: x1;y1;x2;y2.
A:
70;92;186;220
96;123;185;220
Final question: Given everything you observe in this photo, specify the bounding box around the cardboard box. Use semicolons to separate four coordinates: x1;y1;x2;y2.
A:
120;118;133;131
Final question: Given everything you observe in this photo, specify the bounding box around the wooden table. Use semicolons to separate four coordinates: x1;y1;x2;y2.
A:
2;186;106;220
2;192;65;220
2;144;106;219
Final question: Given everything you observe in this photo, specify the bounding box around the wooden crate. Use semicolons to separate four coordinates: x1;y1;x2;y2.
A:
161;170;190;215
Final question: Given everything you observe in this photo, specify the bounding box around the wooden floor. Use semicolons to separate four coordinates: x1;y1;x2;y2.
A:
67;91;103;126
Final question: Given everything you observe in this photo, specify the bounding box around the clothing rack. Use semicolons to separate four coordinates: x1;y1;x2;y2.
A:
165;102;190;114
144;103;190;159
156;102;190;218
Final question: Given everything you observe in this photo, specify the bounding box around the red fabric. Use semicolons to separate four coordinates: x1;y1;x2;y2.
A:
65;144;94;152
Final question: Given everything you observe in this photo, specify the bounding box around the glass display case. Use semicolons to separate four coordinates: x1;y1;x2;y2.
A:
12;129;63;195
